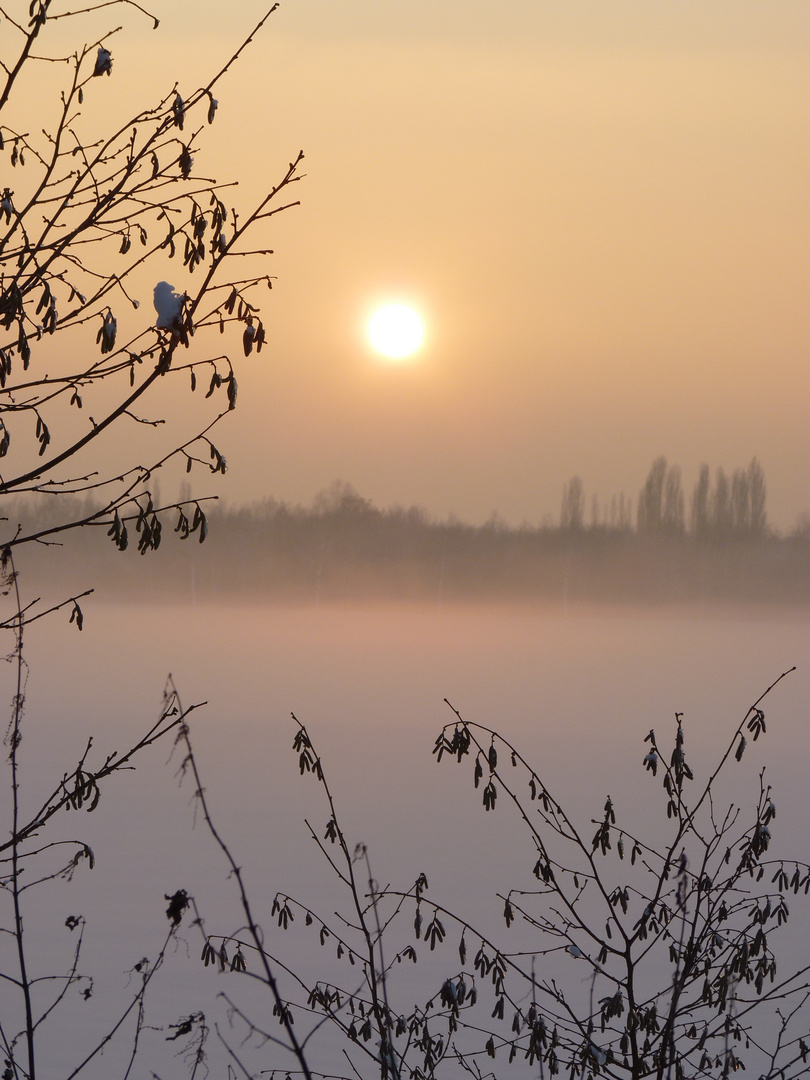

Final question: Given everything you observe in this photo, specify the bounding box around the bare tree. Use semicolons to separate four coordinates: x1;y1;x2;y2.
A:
638;457;683;536
690;463;711;540
662;464;684;535
748;457;767;537
184;667;809;1080
731;469;752;535
0;4;310;1078
637;456;667;535
561;476;585;531
0;0;303;625
711;467;733;539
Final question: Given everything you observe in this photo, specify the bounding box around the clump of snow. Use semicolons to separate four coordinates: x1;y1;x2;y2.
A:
153;282;184;329
588;1045;607;1067
93;48;112;77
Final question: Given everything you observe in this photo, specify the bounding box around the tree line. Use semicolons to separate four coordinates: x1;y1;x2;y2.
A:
562;456;769;539
6;465;807;607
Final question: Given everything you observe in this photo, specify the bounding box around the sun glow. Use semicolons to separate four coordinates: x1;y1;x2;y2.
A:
368;303;424;359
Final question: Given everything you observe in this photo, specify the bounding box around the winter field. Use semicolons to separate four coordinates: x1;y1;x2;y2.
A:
5;599;808;1076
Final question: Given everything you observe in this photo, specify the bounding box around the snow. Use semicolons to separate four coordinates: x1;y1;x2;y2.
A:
93;48;112;77
153;281;184;329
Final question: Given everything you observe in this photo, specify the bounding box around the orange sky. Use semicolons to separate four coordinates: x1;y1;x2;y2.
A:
31;1;810;529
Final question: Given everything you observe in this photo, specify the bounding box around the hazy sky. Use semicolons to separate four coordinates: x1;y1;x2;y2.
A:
50;1;810;528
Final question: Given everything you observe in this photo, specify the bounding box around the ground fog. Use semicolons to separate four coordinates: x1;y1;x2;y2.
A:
6;600;808;1077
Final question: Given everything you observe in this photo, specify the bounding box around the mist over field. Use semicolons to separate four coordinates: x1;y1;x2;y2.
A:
9;473;810;609
11;592;808;1077
6;472;808;1075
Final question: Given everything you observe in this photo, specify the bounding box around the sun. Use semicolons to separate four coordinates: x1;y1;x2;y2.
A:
368;303;424;359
